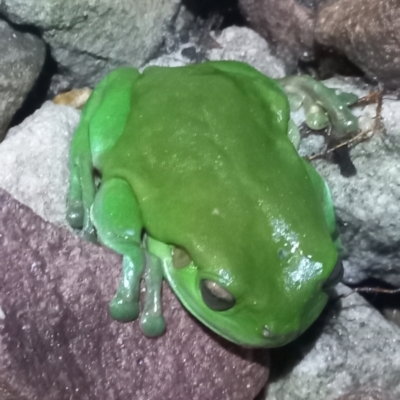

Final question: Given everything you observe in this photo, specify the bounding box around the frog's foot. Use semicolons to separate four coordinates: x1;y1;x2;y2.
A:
91;178;165;336
279;76;359;139
67;152;97;242
109;256;144;321
66;199;97;242
66;199;84;229
140;253;166;337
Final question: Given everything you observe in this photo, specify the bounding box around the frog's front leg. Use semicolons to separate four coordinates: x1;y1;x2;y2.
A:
91;177;166;336
279;76;359;138
67;130;97;242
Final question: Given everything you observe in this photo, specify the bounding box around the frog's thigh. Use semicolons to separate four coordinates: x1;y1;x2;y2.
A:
91;178;144;322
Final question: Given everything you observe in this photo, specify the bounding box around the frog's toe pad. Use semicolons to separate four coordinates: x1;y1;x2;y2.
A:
306;108;329;130
109;297;140;322
66;202;84;229
140;314;166;337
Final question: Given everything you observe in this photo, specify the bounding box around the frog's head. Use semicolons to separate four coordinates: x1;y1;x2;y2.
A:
163;224;342;348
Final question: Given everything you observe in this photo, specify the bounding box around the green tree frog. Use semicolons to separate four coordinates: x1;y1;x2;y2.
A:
67;61;355;347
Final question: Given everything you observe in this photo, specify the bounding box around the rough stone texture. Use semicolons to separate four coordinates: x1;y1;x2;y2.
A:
208;27;286;79
316;0;400;90
0;102;80;228
333;388;398;400
0;0;180;89
264;284;400;400
0;188;269;400
146;26;287;79
238;0;316;67
0;19;46;141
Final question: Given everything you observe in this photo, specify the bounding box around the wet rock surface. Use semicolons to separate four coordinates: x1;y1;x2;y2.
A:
0;188;269;400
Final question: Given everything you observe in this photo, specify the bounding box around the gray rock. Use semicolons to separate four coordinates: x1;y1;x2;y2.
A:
333;388;398;400
264;284;400;400
0;188;268;400
0;0;180;88
0;19;46;141
208;27;286;79
0;102;80;228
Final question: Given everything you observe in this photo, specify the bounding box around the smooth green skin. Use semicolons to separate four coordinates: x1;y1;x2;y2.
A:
67;61;353;347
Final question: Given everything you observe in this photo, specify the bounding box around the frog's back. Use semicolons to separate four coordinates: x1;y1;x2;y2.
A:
103;62;331;272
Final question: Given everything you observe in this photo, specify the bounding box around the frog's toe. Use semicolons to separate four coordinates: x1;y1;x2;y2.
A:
287;92;304;111
140;313;166;337
66;201;84;229
109;296;140;322
305;105;330;131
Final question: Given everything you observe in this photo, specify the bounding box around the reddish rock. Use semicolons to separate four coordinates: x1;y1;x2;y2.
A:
0;189;268;400
239;0;316;65
316;0;400;90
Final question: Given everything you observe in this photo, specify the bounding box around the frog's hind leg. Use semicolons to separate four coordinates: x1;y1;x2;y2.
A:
67;68;141;242
91;177;165;336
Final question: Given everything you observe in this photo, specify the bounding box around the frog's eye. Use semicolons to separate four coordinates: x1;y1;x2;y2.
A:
322;259;344;290
200;280;236;311
172;246;192;268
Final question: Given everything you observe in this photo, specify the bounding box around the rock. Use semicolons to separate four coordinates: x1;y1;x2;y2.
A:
0;102;80;228
0;0;180;88
208;26;286;79
238;0;315;67
333;388;398;400
287;75;400;287
316;0;400;90
0;20;46;141
264;284;400;400
146;25;287;79
0;188;269;400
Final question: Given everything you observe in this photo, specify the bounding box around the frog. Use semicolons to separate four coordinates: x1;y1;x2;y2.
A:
67;60;356;347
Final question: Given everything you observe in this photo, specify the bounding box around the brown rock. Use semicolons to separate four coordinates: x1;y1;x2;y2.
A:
316;0;400;90
239;0;316;65
0;189;268;400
